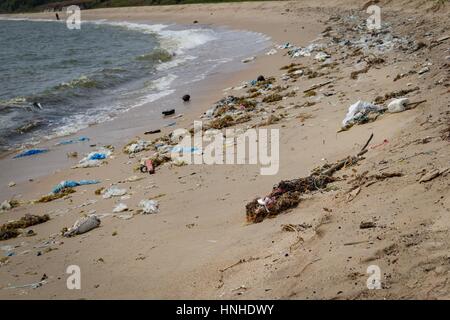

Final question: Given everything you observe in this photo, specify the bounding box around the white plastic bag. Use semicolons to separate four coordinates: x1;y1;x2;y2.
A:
139;200;159;214
342;100;382;128
387;98;409;113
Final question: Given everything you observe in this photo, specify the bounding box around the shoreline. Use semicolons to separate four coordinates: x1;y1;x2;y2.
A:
0;17;272;192
1;1;449;299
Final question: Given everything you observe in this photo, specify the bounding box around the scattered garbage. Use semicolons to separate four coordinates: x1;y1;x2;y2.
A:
266;48;277;55
241;56;256;63
140;159;155;174
1;199;19;212
139;200;159;214
314;52;330;61
144;129;161;135
8;181;16;187
124;140;150;154
341;101;384;129
360;221;376;229
102;186;127;199
73;148;112;168
13;149;48;159
63;215;100;237
4;280;47;290
387;98;410;113
418;66;430;75
1;214;50;240
32;102;43;110
162;109;175;116
52;180;100;194
113;203;128;213
182;94;190;102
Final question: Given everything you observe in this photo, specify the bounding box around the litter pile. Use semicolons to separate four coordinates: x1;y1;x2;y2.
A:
246;135;373;223
72;148;112;168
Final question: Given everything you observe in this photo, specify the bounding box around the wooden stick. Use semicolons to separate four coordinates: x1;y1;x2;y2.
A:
303;80;333;93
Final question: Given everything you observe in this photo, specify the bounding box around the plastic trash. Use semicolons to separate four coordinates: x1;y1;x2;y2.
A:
162;109;175;116
125;140;149;154
387;98;409;113
314;52;330;61
182;94;190;102
139;200;159;214
13;149;48;159
140;159;155;174
88;153;107;160
277;43;291;49
266;48;277;55
241;56;256;63
342;100;383;129
1;200;12;211
4;280;46;290
64;215;101;237
113;203;128;213
72;159;102;168
144;129;161;135
102;186;127;199
74;148;112;168
52;180;100;194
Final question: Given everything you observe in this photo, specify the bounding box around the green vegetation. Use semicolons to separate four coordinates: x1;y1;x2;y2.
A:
0;0;271;14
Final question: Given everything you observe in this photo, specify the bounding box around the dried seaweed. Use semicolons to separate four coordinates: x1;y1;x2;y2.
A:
374;86;420;104
0;214;50;240
36;188;75;203
246;135;373;223
262;94;283;103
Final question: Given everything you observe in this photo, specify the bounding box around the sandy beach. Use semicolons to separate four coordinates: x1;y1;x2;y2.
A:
0;0;449;299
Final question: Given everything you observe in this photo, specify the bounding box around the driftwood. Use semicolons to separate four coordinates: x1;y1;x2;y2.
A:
246;134;374;223
303;80;333;93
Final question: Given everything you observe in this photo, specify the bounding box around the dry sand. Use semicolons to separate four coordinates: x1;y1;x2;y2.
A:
0;0;449;299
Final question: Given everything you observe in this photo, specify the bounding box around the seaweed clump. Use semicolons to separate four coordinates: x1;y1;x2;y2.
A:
0;214;50;240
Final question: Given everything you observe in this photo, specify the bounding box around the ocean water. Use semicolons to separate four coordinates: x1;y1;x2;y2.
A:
0;19;269;151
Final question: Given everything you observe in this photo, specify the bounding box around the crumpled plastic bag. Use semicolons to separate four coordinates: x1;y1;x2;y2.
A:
125;140;149;154
387;98;409;113
64;215;100;237
52;180;100;194
102;186;127;199
73;148;111;168
139;200;159;214
342;100;383;129
113;203;128;213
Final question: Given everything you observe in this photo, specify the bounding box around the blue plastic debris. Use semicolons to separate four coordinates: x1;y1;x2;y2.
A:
13;149;48;159
52;180;100;194
88;153;107;160
57;136;89;146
